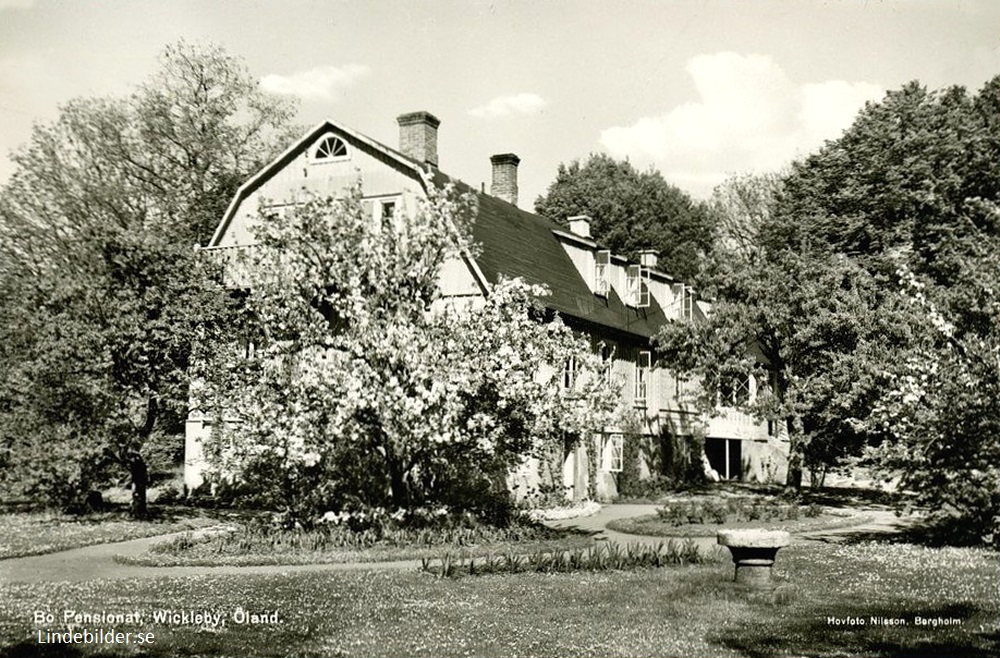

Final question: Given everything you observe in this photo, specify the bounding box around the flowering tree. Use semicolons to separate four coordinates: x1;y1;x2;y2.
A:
864;255;1000;548
199;177;619;523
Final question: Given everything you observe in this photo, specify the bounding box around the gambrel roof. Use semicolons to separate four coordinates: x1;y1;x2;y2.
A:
210;118;676;341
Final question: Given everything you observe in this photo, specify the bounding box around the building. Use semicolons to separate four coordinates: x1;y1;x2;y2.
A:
184;111;789;498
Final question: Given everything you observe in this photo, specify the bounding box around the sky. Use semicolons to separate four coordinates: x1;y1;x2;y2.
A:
1;0;999;208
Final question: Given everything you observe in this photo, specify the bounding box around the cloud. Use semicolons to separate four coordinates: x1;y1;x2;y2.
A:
469;93;547;118
600;52;884;197
0;0;35;8
260;64;370;101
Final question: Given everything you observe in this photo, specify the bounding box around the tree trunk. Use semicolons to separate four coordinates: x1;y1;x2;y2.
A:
386;455;410;509
129;454;149;519
129;396;157;520
785;415;804;490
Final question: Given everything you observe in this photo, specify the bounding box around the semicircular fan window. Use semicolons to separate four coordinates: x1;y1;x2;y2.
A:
313;135;348;160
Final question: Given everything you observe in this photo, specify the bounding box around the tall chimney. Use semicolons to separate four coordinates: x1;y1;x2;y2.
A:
490;153;520;206
397;111;440;166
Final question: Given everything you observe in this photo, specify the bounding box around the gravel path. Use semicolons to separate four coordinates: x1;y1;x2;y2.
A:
0;504;913;584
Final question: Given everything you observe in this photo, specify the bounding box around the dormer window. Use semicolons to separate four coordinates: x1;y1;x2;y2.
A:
595;250;610;296
682;285;695;320
312;135;348;162
626;264;650;308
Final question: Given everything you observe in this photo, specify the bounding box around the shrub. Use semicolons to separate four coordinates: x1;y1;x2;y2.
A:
685;502;706;525
705;500;729;524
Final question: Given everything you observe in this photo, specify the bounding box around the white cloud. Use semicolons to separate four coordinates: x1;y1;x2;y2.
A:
0;0;35;9
469;93;547;118
260;64;370;101
600;52;884;197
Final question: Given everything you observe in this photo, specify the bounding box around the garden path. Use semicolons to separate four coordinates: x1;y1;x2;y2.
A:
0;503;911;584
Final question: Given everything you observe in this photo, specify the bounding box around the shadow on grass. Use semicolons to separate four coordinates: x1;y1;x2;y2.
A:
0;644;125;658
0;640;340;658
819;516;1000;551
711;601;999;658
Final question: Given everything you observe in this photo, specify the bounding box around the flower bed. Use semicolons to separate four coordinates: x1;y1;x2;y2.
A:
607;506;872;538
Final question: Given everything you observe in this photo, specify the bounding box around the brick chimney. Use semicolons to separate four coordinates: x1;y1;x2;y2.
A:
397;111;440;167
568;215;592;238
490;153;520;206
639;250;658;268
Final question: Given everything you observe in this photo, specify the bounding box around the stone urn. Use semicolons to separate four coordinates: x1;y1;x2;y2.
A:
717;529;791;588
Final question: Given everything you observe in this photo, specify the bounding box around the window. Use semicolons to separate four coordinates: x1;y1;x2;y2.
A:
626;265;650;307
599;342;615;384
380;199;396;222
595;250;611;296
365;196;401;230
720;373;752;406
562;356;578;389
635;351;651;405
603;433;624;472
313;135;348;161
682;285;695;320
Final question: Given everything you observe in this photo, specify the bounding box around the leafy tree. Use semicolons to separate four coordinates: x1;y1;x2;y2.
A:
708;171;784;262
0;42;296;517
864;226;1000;547
199;179;621;524
656;174;914;488
772;76;1000;543
534;153;713;281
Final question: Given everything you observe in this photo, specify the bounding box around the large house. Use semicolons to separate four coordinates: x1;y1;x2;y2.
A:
184;111;789;499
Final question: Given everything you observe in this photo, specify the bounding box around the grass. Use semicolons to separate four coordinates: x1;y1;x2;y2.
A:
607;508;873;538
0;507;223;560
1;540;996;657
115;519;597;567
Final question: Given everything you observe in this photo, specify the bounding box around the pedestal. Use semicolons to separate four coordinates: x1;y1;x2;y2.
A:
717;529;790;589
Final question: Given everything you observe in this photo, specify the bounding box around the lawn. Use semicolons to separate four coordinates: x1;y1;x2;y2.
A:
0;508;223;560
1;540;996;657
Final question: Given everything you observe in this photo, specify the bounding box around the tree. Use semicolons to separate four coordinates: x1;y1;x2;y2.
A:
708;171;785;263
534;153;714;281
655;174;914;488
774;76;1000;543
198;179;620;524
0;41;296;517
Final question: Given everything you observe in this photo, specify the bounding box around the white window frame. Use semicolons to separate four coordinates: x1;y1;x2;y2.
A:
562;355;578;390
603;433;624;472
595;250;611;296
635;351;651;405
311;134;349;163
364;195;401;231
380;198;397;223
599;342;615;385
627;265;651;308
682;285;695;320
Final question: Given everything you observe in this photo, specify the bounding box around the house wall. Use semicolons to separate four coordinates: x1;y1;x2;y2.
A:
551;233;789;495
217;132;424;248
